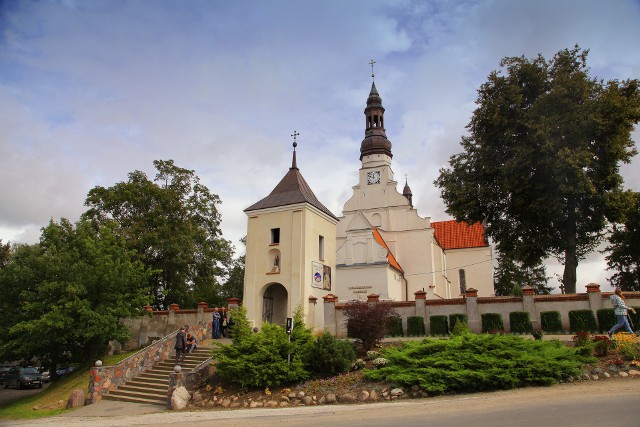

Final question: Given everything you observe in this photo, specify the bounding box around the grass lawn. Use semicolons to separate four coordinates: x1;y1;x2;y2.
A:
0;351;136;420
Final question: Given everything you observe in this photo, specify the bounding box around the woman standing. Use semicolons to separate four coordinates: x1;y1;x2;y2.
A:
212;307;221;339
608;288;637;337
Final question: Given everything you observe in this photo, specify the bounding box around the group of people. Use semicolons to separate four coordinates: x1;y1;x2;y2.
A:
173;307;234;365
173;326;198;365
212;306;233;339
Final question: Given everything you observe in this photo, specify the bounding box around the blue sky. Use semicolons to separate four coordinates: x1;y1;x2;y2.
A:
1;0;639;292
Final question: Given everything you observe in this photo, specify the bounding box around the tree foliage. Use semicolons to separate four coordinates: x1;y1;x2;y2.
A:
606;192;640;291
435;46;640;294
0;219;151;374
83;159;233;309
493;253;550;296
0;239;9;269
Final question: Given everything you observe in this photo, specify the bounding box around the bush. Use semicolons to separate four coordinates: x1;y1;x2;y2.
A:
540;311;562;333
304;332;355;376
596;309;616;333
569;310;598;333
213;322;309;388
451;318;471;336
429;315;449;336
509;312;532;334
407;316;425;337
591;335;614;357
387;317;403;337
343;301;398;351
532;330;544;340
481;313;504;333
364;334;596;395
449;314;467;331
572;331;591;348
629;307;640;331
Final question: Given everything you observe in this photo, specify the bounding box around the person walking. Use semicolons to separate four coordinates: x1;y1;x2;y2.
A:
608;288;637;337
212;307;221;339
174;326;187;365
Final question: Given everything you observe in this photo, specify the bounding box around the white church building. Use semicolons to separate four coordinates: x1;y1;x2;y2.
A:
243;81;493;331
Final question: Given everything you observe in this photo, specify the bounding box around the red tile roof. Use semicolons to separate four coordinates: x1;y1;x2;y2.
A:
372;227;404;273
431;220;488;250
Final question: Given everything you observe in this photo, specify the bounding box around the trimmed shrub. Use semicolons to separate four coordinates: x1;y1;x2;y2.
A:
481;313;504;333
364;334;596;395
387;316;404;337
569;310;598;332
449;314;467;330
407;316;425;337
343;301;398;351
596;309;616;333
451;318;471;336
429;315;449;336
540;311;563;333
509;311;532;334
629;307;640;331
304;332;356;376
213;322;309;388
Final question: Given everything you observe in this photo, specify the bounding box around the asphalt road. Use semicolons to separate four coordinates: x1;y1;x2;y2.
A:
2;378;639;427
0;381;51;408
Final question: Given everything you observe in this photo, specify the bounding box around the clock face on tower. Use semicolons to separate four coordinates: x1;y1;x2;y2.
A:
367;170;381;185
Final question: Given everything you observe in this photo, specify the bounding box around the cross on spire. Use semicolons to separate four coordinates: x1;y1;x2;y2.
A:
369;59;376;81
291;130;300;148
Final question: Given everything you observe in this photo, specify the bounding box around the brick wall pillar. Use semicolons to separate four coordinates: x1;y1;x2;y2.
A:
167;304;179;336
465;288;481;333
586;283;602;312
227;297;241;311
323;294;338;336
196;302;208;323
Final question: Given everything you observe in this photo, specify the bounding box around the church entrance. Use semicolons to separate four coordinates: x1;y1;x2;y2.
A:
262;283;288;326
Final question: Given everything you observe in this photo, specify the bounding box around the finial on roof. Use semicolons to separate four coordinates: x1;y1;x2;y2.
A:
291;130;300;169
369;59;376;82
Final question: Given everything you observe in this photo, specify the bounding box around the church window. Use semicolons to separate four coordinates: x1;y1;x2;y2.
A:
374;115;379;127
319;235;325;260
271;228;280;245
459;269;467;295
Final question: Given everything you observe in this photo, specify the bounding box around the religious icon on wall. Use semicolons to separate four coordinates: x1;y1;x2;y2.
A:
311;261;323;289
323;265;331;290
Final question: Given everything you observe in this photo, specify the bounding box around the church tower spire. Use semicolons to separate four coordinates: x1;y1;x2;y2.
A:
359;79;392;161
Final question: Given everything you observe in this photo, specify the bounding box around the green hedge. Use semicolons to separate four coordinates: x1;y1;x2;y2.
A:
596;309;616;333
387;316;403;337
430;315;449;336
630;307;640;331
568;310;598;332
509;311;532;334
449;314;468;331
540;311;562;333
481;313;504;333
407;316;425;336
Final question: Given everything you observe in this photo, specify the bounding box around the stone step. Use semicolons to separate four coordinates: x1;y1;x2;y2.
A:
103;390;166;405
119;382;167;393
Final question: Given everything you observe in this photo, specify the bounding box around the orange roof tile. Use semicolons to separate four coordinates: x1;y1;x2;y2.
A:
431;220;488;250
372;227;404;273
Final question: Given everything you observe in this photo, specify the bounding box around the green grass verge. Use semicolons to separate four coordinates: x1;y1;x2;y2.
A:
0;350;137;420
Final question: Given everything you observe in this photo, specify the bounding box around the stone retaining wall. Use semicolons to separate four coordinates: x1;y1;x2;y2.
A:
87;320;212;404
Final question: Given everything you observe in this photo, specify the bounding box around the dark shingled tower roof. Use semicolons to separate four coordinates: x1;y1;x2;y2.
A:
244;143;337;220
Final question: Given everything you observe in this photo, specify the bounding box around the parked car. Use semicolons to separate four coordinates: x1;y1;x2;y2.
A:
3;366;43;389
55;366;77;377
0;364;13;384
39;368;51;383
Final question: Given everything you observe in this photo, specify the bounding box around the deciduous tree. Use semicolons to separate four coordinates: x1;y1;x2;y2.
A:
84;160;233;309
0;219;151;374
436;46;640;293
606;192;640;291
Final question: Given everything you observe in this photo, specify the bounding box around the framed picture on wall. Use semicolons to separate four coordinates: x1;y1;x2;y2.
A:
311;261;323;289
323;265;331;291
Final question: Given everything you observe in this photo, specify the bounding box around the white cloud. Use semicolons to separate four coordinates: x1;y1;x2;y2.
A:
1;0;639;292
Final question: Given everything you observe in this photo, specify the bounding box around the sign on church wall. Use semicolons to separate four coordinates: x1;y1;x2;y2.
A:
312;261;331;290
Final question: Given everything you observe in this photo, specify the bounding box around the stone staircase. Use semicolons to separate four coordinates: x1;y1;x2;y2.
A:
103;346;212;405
